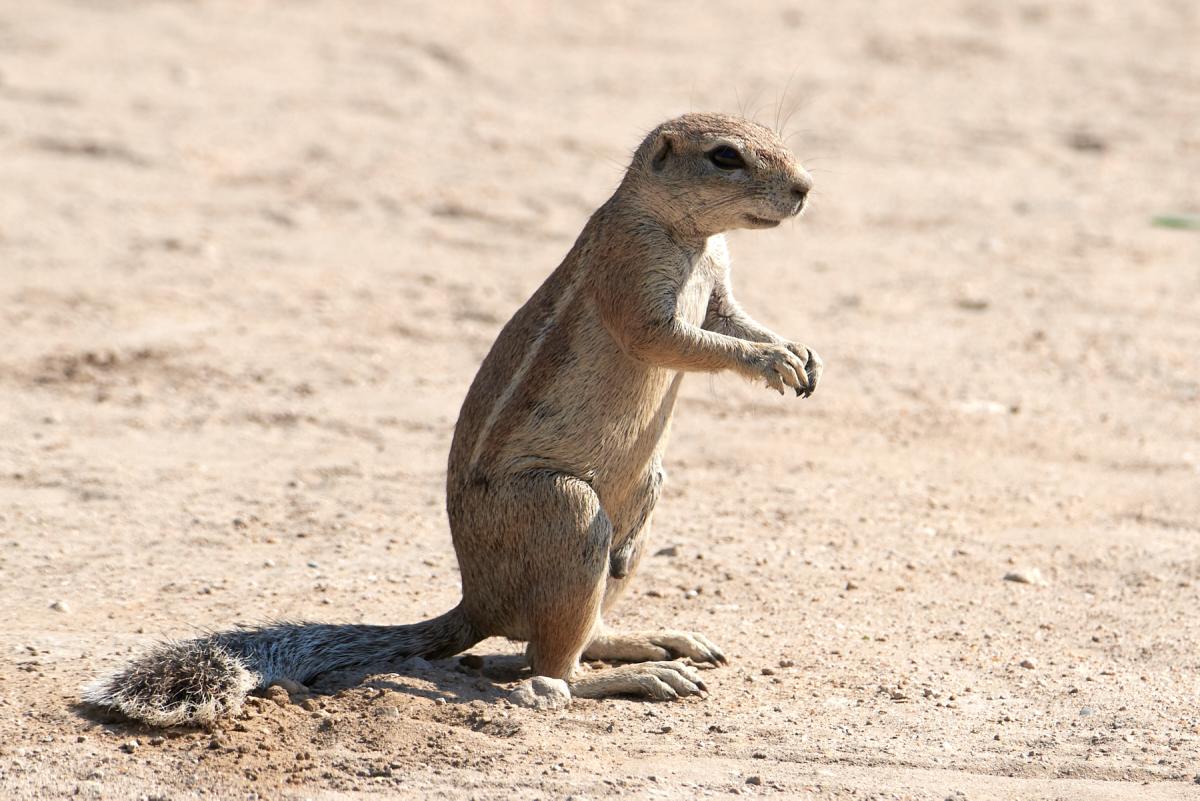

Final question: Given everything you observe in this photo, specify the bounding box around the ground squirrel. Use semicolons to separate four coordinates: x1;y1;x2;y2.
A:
84;112;822;726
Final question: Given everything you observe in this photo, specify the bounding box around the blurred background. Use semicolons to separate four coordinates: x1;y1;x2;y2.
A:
1;2;1198;798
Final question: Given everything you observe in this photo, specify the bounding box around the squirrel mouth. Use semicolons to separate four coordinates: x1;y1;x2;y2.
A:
744;214;782;228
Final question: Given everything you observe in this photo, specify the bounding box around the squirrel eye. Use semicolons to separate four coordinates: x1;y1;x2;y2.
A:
708;145;745;170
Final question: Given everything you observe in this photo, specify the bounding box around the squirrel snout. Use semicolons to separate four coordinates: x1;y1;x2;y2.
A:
789;175;812;215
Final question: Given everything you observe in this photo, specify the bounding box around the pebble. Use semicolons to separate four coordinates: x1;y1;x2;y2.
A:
508;676;571;711
49;600;69;613
1019;658;1037;669
1004;568;1047;586
264;685;291;708
459;654;484;670
745;776;763;786
272;677;309;694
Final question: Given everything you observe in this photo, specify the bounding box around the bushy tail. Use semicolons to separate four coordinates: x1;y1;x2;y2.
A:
82;605;480;727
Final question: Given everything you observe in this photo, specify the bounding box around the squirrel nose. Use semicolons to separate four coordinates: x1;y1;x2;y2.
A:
790;181;810;214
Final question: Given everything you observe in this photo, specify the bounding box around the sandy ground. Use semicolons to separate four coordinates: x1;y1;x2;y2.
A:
2;1;1199;799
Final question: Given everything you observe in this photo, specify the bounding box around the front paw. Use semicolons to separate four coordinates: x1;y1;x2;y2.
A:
785;343;822;398
751;343;812;396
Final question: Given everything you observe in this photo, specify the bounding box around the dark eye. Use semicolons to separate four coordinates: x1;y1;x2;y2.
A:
708;146;745;170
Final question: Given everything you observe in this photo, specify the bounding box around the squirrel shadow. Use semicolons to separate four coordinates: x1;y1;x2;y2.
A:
307;652;528;702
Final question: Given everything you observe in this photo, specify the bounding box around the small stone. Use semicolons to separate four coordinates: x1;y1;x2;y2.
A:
778;659;795;668
845;580;859;591
434;697;447;706
274;677;309;695
508;676;571;711
264;685;291;708
654;545;679;557
120;739;140;753
1019;658;1037;669
49;600;69;613
299;698;320;712
746;775;763;786
1079;706;1095;716
459;654;484;670
761;667;775;676
1004;568;1046;586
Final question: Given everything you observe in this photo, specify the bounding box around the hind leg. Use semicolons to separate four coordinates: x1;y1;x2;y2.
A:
482;471;705;701
582;467;727;667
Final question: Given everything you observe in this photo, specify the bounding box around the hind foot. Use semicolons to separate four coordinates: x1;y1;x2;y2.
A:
570;660;707;701
584;629;727;666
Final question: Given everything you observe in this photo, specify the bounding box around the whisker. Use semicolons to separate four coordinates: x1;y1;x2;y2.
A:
775;67;800;137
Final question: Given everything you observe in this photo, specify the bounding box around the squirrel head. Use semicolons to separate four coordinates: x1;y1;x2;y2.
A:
625;112;812;239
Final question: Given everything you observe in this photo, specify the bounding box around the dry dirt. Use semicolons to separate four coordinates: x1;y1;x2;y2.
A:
2;1;1199;799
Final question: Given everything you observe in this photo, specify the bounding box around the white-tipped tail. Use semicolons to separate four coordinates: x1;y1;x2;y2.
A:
82;640;260;727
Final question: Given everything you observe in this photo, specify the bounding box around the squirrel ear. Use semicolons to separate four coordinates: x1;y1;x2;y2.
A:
650;131;677;172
